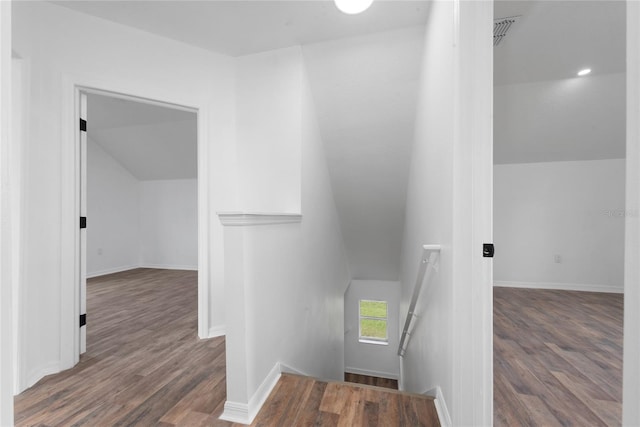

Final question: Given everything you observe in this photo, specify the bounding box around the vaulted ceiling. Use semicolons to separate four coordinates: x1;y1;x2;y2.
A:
88;94;197;181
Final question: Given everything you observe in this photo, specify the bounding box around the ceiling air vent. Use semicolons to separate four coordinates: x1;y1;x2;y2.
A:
494;16;520;47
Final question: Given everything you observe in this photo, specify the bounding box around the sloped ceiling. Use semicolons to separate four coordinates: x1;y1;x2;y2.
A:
303;27;424;280
88;94;197;180
493;1;626;164
494;0;625;86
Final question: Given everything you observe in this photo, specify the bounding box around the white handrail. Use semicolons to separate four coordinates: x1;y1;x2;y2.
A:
398;244;441;357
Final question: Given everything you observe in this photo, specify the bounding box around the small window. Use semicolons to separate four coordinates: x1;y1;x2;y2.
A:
359;300;388;345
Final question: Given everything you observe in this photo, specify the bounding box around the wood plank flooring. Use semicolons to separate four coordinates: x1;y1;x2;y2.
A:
494;287;623;426
344;372;398;390
14;268;230;427
15;268;440;426
253;373;439;427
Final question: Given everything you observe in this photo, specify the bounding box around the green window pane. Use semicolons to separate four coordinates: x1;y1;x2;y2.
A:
360;319;387;340
360;300;387;318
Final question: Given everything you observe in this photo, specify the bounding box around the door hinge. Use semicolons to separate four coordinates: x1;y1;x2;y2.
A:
80;216;87;229
80;118;87;132
79;314;86;327
483;243;495;258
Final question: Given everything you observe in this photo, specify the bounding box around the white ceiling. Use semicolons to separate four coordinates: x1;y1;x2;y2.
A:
53;0;429;57
494;0;625;85
493;0;626;164
88;94;197;180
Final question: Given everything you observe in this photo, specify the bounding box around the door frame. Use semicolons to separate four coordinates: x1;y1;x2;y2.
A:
624;1;640;424
59;75;211;368
488;1;640;425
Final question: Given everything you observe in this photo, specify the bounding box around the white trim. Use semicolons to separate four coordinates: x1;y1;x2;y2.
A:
207;325;226;338
217;212;302;226
398;356;405;391
87;265;199;279
218;401;250;424
25;362;60;392
86;265;139;279
220;362;282;425
0;5;13;424
60;75;212;370
138;264;198;271
279;362;306;376
433;386;452;427
345;367;398;380
625;2;640;425
494;281;623;294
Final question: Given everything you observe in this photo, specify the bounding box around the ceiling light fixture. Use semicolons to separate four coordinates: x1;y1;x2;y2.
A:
334;0;373;15
577;68;592;77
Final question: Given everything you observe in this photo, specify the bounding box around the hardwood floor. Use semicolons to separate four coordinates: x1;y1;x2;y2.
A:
494;287;623;426
15;268;229;426
344;372;399;390
254;373;439;427
15;268;440;426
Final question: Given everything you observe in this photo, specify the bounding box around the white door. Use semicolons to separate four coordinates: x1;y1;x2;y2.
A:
79;92;87;354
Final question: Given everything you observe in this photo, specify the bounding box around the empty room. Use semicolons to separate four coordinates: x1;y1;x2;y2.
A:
493;1;626;425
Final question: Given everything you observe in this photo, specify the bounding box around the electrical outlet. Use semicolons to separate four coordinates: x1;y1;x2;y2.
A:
554;254;561;263
98;248;103;255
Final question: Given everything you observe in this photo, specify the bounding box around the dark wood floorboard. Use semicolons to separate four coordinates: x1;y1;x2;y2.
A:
345;372;399;390
494;287;623;427
15;268;440;426
251;374;439;427
14;268;230;427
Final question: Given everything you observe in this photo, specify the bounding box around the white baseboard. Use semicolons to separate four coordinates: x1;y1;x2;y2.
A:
139;264;198;271
208;325;226;338
25;361;60;391
494;280;623;294
87;264;198;278
219;362;282;425
279;362;306;376
345;366;398;380
86;265;138;278
219;401;250;424
432;386;452;427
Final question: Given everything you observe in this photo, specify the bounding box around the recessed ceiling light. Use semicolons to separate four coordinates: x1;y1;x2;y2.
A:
577;68;592;77
334;0;373;15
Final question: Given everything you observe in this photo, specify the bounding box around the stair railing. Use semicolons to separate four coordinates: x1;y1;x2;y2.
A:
398;244;441;357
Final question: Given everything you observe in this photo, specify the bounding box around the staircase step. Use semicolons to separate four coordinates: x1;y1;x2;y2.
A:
250;373;440;426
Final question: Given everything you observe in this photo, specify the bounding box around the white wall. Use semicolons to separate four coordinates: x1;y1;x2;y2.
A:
494;73;626;164
235;47;301;214
87;138;140;277
221;48;350;423
399;0;455;408
12;0;236;387
399;1;493;425
301;28;424;281
494;159;625;292
87;140;198;275
139;179;198;270
344;280;400;380
0;0;14;423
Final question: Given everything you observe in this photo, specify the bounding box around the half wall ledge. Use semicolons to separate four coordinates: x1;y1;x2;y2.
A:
217;212;303;226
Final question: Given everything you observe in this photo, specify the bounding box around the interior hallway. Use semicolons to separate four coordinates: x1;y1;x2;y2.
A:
494;287;623;426
14;269;439;426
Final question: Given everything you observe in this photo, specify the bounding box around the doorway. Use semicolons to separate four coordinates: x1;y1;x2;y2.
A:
79;91;199;354
492;1;626;424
